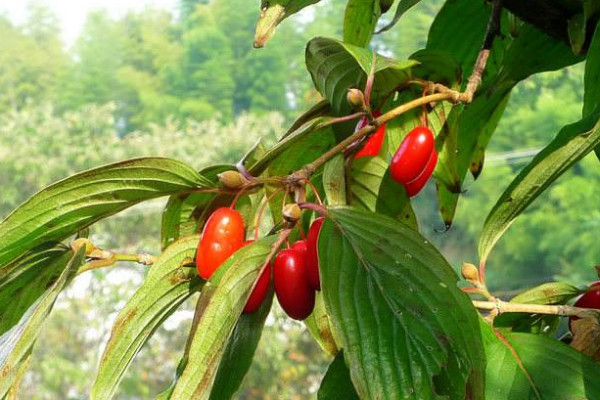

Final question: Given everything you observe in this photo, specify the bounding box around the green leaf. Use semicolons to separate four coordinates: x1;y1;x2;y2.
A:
209;289;273;400
350;157;417;229
479;108;600;265
0;158;210;269
344;0;381;47
90;236;203;400
304;291;340;356
0;248;84;398
323;155;347;206
317;352;359;400
170;236;277;399
585;22;600;117
0;243;71;335
481;322;600;399
494;282;583;334
320;207;485;400
305;37;418;114
376;0;423;34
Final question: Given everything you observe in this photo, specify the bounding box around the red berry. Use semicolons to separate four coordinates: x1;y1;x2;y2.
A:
403;149;438;197
569;282;600;332
273;248;315;320
390;126;436;184
355;111;386;159
306;218;324;291
196;207;245;280
241;240;271;314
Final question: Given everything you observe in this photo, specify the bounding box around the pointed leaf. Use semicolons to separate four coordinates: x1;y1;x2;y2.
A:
323;155;347;206
90;236;204;400
170;236;277;399
0;158;210;269
585;23;600;117
254;0;321;47
479;108;600;265
320;207;485;400
376;0;423;34
318;352;359;400
304;292;340;356
0;248;84;398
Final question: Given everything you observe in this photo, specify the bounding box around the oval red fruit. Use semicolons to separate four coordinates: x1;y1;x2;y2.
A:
196;207;245;280
273;248;315;320
390;126;436;184
404;149;438;197
244;262;271;314
355;111;386;159
569;281;600;333
306;217;324;290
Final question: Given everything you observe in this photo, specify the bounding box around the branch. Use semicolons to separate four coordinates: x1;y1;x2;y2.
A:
473;300;600;318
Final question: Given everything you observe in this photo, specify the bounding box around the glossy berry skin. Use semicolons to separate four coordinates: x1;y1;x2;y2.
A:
306;218;324;290
196;207;245;280
241;240;272;314
569;282;600;332
390;126;436;184
273;248;315;320
403;149;438;197
355;111;386;159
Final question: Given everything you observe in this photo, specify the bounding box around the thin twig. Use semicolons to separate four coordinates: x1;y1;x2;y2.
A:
473;300;600;318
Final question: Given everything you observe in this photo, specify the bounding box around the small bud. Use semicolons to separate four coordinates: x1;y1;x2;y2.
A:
461;262;480;284
282;203;302;224
218;171;247;189
380;0;394;13
347;88;365;110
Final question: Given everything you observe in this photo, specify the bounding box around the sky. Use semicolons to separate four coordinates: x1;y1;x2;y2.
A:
0;0;178;45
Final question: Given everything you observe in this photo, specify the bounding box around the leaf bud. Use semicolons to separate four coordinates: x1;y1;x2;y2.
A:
461;262;480;284
218;170;248;189
347;88;366;110
282;203;302;224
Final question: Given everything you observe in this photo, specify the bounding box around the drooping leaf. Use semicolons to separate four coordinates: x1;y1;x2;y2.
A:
320;207;485;400
0;243;71;335
0;158;210;269
90;236;203;400
376;0;423;34
209;289;273;400
585;22;600;117
317;352;359;400
0;248;84;398
169;236;277;399
479;108;600;265
344;0;381;47
350;157;417;229
481;321;600;399
305;37;418;114
494;282;583;334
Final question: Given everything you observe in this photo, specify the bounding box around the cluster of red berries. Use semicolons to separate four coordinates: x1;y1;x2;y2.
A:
195;207;324;320
569;281;600;333
354;114;438;197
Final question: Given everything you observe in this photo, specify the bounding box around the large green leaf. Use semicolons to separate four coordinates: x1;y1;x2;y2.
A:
305;37;418;114
344;0;381;47
0;248;84;398
482;321;600;399
209;289;273;400
0;158;210;269
254;0;321;47
0;243;71;335
320;207;485;400
479;108;600;265
169;236;277;399
90;236;203;400
317;352;359;400
350;157;417;229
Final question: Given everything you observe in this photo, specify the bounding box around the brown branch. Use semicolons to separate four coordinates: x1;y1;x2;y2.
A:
473;300;600;319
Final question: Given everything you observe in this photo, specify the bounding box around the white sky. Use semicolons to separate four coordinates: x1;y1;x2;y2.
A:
0;0;178;46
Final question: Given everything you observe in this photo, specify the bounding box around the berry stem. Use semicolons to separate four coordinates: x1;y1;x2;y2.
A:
472;300;600;318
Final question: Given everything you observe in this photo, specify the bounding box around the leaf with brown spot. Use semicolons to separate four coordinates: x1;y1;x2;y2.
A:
90;236;203;400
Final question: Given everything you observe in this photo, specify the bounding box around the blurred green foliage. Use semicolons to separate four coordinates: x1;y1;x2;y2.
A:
0;0;598;398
